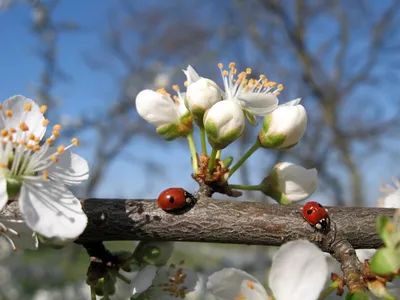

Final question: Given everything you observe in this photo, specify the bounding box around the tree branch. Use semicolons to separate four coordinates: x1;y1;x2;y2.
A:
72;198;394;249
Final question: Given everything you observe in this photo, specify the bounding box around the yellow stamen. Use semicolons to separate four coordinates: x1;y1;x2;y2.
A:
42;170;48;180
40;105;47;114
218;62;223;69
0;104;3;110
57;145;65;154
71;138;79;146
9;128;16;134
172;85;179;92
277;84;284;91
184;81;188;87
50;155;58;163
19;122;29;131
246;68;252;74
46;138;54;145
42;119;49;127
53;124;62;132
233;293;246;300
33;145;40;151
0;162;7;168
0;129;8;137
52;131;60;138
34;137;40;143
24;103;32;111
229;62;236;69
222;70;229;76
5;110;12;118
29;133;35;140
247;280;255;289
19;140;27;146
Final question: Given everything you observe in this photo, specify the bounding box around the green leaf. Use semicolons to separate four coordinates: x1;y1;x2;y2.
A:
243;109;258;126
376;216;392;248
370;248;400;275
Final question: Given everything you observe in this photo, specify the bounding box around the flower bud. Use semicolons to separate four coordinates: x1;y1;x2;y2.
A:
183;66;222;126
204;101;245;150
260;162;318;204
258;99;307;149
136;89;192;140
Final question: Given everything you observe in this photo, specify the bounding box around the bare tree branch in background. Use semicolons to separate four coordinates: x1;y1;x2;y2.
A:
28;0;77;110
231;0;400;206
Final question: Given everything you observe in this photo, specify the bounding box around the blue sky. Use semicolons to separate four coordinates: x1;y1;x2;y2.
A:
0;1;398;206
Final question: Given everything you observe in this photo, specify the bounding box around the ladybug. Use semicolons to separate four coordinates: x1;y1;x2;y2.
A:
157;188;196;212
302;201;330;231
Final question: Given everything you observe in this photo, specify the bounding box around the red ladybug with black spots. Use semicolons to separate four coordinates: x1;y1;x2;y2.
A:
157;188;196;213
302;201;330;231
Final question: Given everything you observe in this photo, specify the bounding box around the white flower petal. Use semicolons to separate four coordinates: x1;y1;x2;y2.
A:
1;95;46;141
45;149;89;185
281;98;302;106
276;162;318;202
0;217;38;250
135;90;179;127
19;179;87;239
356;249;376;262
183;65;200;84
239;279;269;300
269;240;328;300
381;190;400;208
132;265;157;295
0;176;7;211
237;92;278;116
207;268;261;300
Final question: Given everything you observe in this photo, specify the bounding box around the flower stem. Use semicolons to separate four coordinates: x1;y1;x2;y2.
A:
228;140;261;177
208;148;218;175
199;126;207;155
111;270;131;284
216;150;221;159
228;184;262;191
90;287;96;300
187;133;198;173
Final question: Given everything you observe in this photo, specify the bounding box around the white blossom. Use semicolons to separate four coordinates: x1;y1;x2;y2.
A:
261;162;318;203
207;240;328;300
258;98;307;149
0;95;89;251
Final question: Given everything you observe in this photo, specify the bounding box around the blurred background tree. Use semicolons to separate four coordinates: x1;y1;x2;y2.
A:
1;0;400;299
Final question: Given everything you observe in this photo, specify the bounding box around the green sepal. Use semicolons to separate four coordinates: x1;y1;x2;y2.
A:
6;178;22;199
258;132;286;149
156;113;193;141
191;105;206;127
221;156;234;168
243;109;258;126
205;119;244;150
369;247;400;275
257;114;288;149
344;290;370;300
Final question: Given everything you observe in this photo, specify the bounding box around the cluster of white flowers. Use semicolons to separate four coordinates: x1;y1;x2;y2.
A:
129;240;328;300
136;63;317;202
0;95;89;251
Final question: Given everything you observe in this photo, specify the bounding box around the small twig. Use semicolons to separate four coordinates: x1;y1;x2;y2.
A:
321;222;365;293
